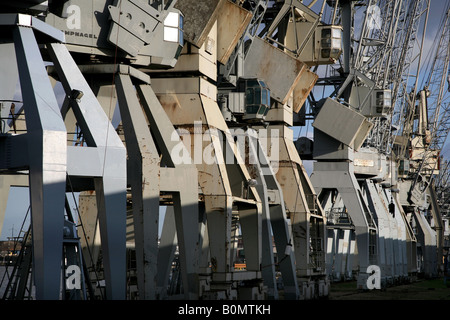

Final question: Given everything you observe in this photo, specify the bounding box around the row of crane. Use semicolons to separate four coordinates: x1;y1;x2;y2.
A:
0;0;448;300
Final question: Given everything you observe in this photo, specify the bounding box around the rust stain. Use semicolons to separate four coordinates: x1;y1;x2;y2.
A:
158;94;180;114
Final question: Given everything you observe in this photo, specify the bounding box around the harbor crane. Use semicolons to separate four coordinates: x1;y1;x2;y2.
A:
0;0;447;300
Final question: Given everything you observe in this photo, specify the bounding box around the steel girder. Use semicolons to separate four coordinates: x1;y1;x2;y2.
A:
0;15;128;299
311;162;378;289
135;81;200;299
241;128;299;300
153;81;265;299
0;17;68;300
257;125;328;299
47;43;127;300
70;64;201;299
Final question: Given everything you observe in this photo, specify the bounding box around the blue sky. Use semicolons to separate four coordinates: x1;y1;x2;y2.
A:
0;0;448;241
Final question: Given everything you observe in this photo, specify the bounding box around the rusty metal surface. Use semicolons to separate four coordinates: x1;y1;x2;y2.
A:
313;98;373;150
293;68;318;113
174;0;226;47
217;0;252;64
156;93;206;126
244;36;308;105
